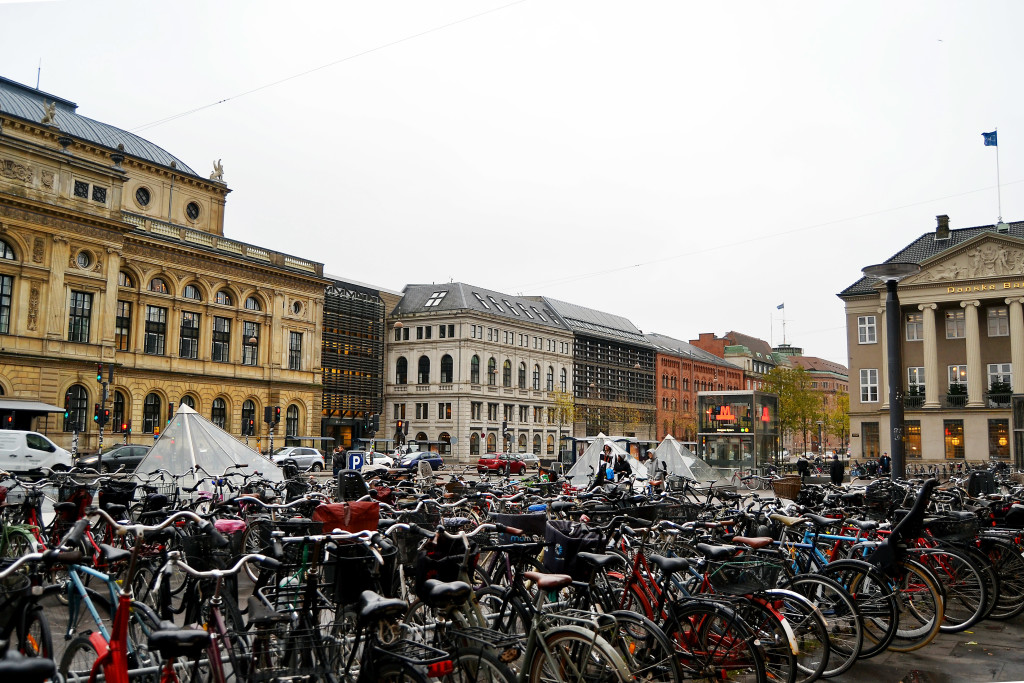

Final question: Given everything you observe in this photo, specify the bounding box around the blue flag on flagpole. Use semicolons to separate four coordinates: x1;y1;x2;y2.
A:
983;131;998;146
777;303;784;310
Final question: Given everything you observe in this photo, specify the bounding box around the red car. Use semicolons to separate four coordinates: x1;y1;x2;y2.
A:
477;453;527;475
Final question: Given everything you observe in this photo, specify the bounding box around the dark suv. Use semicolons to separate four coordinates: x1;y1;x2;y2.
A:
75;444;151;473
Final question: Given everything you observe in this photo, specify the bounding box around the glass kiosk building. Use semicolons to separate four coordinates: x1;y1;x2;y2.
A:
697;391;780;473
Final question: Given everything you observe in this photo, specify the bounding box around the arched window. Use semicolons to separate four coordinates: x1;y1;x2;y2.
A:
518;362;527;389
286;405;299;436
470;355;480;384
532;365;540;390
417;356;430;384
440;355;453;384
180;394;196;410
63;384;89;432
395;357;408;384
245;296;262;311
488;358;497;386
242;400;255;434
0;241;13;260
183;284;201;301
149;278;168;294
470;433;481;456
547;434;555;454
414;432;428;443
670;376;677;389
211;398;227;429
560;368;567;392
143;393;162;434
662;374;668;388
503;360;512;387
438;432;451;455
215;290;232;306
533;434;541;454
518;434;527;453
118;271;134;288
486;433;497;452
546;367;554;391
112;390;127;433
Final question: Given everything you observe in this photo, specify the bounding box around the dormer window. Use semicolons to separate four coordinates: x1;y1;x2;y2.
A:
425;291;447;307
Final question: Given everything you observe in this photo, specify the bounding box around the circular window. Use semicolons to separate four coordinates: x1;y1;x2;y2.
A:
185;202;201;221
292;301;303;315
135;187;151;207
76;251;91;269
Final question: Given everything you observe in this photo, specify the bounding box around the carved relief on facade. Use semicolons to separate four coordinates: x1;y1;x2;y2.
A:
1;159;33;184
919;241;1024;283
27;283;40;331
32;237;44;263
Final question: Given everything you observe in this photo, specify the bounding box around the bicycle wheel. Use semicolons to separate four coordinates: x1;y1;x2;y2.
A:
474;586;530;637
886;558;944;653
607;610;682;683
732;598;797;683
377;659;430;683
980;536;1024;620
782;573;862;678
664;600;766;683
18;607;52;659
764;589;829;683
816;559;898;659
242;520;272;582
951;542;1000;621
444;645;516;683
911;547;986;632
59;634;100;683
526;626;631;683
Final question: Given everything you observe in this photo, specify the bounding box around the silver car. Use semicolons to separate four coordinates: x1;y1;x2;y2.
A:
271;446;325;471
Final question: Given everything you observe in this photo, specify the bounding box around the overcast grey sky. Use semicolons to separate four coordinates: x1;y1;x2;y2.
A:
3;1;1022;365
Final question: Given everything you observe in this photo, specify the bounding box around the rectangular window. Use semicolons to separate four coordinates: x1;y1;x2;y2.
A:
906;420;922;459
989;419;1010;459
438;324;454;338
487;328;493;341
115;301;132;351
988;363;1012;389
944;419;965;459
288;331;302;370
144;305;167;355
73;180;89;199
861;421;880;460
242;321;260;366
860;368;879;402
548;408;556;423
519;405;528;422
534;406;543;422
948;364;968;388
417;326;424;340
907;366;925;391
416;402;429;420
906;312;923;341
487;403;498;420
212;316;231;363
179;312;200;359
393;403;406;419
945;310;966;339
857;315;877;344
438;402;452;420
988;307;1009;337
67;291;92;343
504;404;514;421
0;275;11;335
471;402;482;420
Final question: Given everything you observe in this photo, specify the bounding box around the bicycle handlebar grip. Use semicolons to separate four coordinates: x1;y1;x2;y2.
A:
259;556;282;570
622;515;650;528
42;549;84;565
621;525;638;537
201;521;231;548
63;518;90;547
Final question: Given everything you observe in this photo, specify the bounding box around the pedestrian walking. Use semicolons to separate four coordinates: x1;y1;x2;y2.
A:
830;454;844;486
797;455;809;481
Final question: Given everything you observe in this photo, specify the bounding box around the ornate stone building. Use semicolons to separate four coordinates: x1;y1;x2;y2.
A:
0;75;326;455
840;215;1024;466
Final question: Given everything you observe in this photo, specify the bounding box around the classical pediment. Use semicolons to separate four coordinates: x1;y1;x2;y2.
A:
906;234;1024;285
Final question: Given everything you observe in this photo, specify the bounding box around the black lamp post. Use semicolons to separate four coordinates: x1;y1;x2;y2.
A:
862;262;921;480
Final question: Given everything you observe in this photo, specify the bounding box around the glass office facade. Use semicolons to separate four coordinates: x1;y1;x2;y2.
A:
697;391;780;472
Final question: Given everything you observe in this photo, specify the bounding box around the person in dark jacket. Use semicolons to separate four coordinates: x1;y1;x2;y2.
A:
797;456;809;481
613;451;632;482
829;454;845;486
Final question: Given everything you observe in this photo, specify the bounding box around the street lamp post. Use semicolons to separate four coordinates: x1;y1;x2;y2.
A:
862;262;922;480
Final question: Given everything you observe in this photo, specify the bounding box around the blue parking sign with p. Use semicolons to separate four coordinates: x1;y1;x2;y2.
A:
347;452;363;470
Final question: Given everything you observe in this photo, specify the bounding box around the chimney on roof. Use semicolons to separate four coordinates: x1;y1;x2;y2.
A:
935;215;950;240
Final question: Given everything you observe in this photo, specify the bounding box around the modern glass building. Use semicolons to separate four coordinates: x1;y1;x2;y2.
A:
697;391;780;472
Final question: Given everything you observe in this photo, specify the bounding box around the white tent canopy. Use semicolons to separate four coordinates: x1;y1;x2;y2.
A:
132;404;282;490
564;433;649;488
651;434;721;483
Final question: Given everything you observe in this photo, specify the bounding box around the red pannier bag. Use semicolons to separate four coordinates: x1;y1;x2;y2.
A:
312;501;380;533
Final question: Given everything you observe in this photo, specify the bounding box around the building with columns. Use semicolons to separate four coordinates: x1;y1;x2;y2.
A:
840;215;1024;466
386;284;574;464
0;75;326;455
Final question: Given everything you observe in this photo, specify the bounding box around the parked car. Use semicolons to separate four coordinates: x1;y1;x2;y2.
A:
396;451;444;471
271;446;325;471
367;452;395;468
477;453;527;475
519;452;541;470
0;431;72;475
76;444;151;473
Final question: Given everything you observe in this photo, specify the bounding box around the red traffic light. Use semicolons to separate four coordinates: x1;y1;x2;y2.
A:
96;364;103;382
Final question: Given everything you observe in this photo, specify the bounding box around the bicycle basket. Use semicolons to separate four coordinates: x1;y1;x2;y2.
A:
542;520;604;581
325;540;398;606
0;568;31;628
922;514;979;541
706;558;783;595
488;512;547;541
654;503;700;524
99;481;137;511
180;533;234;571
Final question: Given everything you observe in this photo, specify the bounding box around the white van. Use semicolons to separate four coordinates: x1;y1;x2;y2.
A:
0;431;72;475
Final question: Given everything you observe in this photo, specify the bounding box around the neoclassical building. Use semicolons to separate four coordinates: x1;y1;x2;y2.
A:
386;284;574;464
840;215;1024;466
0;75;326;454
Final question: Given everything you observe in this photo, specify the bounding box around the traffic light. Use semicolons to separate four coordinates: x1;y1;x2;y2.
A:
167;402;175;421
274;406;281;424
93;403;100;423
102;408;110;426
502;420;507;433
370;413;379;432
96;364;103;383
2;416;11;429
126;419;132;434
121;421;128;433
246;418;255;436
396;419;403;433
264;406;273;424
64;392;71;419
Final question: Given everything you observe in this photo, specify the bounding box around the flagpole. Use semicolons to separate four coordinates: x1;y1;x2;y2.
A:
995;127;1003;222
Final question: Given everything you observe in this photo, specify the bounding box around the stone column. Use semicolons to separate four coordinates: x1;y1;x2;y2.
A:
878;307;888;408
1008;297;1024;393
102;249;120;349
45;236;70;339
919;304;940;408
962;300;983;407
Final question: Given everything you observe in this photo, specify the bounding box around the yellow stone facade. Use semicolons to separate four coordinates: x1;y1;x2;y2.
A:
0;80;326;455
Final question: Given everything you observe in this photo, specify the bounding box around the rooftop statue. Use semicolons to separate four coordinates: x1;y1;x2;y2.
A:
40;101;57;125
210;158;224;182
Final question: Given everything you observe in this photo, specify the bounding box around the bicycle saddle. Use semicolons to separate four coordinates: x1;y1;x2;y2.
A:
357;590;408;626
149;627;212;659
804;513;842;529
695;543;742;561
523;571;573;591
648;554;695;576
99;543;131;564
730;536;773;550
576;552;623;569
0;652;56;683
418;579;472;608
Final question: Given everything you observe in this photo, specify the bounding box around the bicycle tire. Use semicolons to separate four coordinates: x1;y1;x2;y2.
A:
474;586;530;637
59;634;100;683
242;520;272;583
377;659;430;683
526;626;631;683
816;559;898;659
17;607;53;660
781;573;862;678
445;645;516;683
980;536;1024;620
910;547;986;633
663;600;766;683
732;598;797;683
886;558;944;653
764;589;829;683
607;609;682;683
950;541;1000;621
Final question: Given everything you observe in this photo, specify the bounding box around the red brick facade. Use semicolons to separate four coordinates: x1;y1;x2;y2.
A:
653;351;744;442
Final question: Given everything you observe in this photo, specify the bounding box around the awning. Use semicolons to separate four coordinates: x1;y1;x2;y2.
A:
289;436;336;442
0;399;64;413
